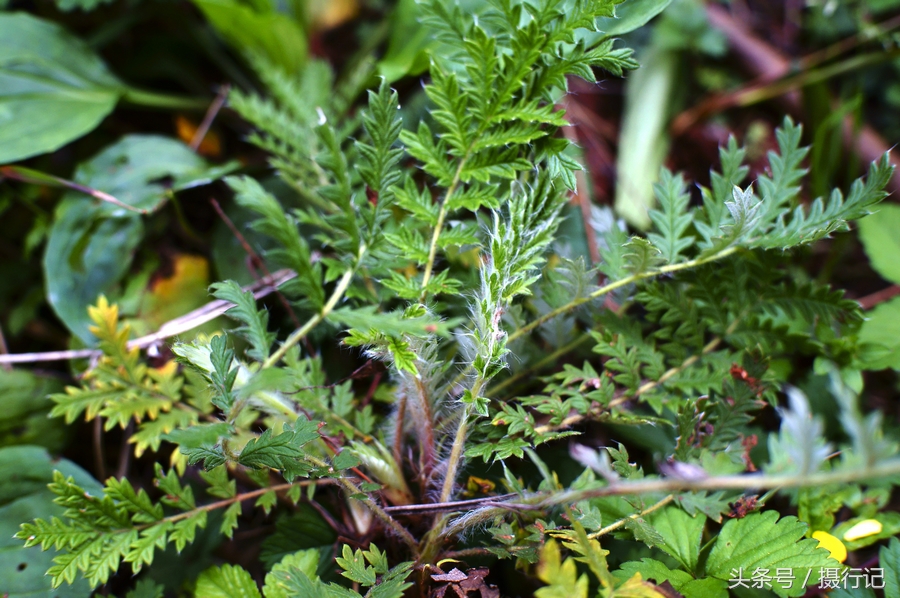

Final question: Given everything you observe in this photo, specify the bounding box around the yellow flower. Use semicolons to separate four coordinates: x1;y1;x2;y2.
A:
813;531;848;563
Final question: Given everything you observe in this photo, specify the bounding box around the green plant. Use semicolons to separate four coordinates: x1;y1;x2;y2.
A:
10;0;900;596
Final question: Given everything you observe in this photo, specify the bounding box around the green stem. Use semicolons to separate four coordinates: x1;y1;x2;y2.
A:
262;262;358;369
420;158;467;299
121;88;208;110
588;494;674;539
438;377;485;504
509;247;739;343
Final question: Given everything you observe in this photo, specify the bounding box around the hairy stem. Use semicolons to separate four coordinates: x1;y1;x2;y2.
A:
306;454;419;553
413;376;437;485
439;458;900;540
439;377;486;504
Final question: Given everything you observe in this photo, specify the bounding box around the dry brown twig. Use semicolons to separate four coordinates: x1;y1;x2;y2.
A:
0;269;297;365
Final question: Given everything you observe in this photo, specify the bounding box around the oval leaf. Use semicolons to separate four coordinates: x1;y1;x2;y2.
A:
0;13;123;163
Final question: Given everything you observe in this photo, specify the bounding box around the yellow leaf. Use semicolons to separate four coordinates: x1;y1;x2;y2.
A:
139;254;211;331
612;573;667;598
466;476;496;495
88;294;119;339
536;540;589;598
813;531;848;563
843;519;883;542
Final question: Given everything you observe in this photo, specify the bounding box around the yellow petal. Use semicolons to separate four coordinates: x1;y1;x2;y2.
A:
843;519;883;542
813;531;848;563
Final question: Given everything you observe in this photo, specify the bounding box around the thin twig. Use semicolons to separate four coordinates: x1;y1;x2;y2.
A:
0;269;296;364
1;166;146;214
210;198;301;327
438;459;900;539
384;493;518;516
532;320;738;436
190;84;230;152
858;285;900;310
93;418;106;482
262;262;357;369
116;422;134;480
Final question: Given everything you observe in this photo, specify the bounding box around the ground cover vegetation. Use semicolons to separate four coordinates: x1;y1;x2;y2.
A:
2;0;900;596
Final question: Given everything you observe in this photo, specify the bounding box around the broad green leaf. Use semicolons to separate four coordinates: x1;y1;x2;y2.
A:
0;13;123;164
594;0;673;37
125;579;165;598
59;135;237;215
858;296;900;370
377;0;432;82
0;446;101;598
43;135;234;343
195;564;261;598
857;205;900;285
191;0;307;76
706;511;838;597
614;43;677;230
648;507;705;572
0;369;68;451
882;537;900;598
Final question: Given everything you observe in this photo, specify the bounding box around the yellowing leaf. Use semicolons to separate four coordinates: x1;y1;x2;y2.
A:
612;573;667;598
812;531;847;563
843;519;883;542
137;254;212;333
536;540;589;598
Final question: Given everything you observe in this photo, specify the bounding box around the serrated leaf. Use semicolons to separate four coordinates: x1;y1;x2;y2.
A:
535;540;589;598
336;544;377;586
881;537;900;598
238;419;320;480
210;281;274;362
706;511;837;597
648;507;705;572
333;450;360;470
195;564;261;598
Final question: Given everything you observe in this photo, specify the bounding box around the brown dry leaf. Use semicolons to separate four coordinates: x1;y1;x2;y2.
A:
431;567;499;598
174;115;221;157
